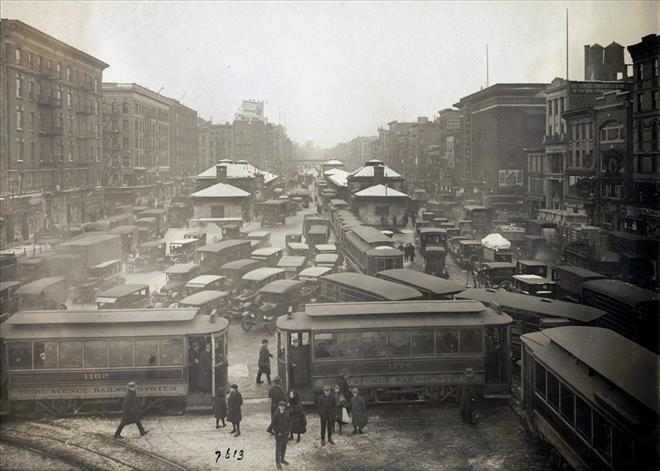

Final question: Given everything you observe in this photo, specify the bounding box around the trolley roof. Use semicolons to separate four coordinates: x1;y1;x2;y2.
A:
419;227;447;235
321;273;423;301
16;277;66;295
522;327;660;416
512;275;554;285
457;288;606;323
277;300;511;331
197;239;250;254
1;309;228;339
377;269;463;296
582;278;660;307
552;265;605;280
96;283;149;298
243;267;286;281
178;290;229;306
348;225;393;245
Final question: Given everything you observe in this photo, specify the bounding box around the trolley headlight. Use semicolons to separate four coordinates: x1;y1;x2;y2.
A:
263;315;273;321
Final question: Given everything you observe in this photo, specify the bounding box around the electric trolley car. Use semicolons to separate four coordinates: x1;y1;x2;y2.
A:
275;300;512;404
0;308;229;416
341;225;403;275
521;326;658;470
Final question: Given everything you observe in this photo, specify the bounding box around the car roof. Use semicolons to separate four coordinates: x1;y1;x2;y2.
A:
242;267;286;281
185;275;226;287
197;239;250;254
178;290;229;305
259;279;305;295
97;283;149;297
165;263;200;274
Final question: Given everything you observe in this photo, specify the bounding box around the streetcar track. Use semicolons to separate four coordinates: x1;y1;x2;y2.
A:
2;420;190;471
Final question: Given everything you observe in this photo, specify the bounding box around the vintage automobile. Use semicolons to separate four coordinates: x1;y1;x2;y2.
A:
251;247;285;267
454;239;482;268
313;253;340;270
551;265;605;303
258;199;289;227
160;263;201;301
176;290;230;317
16;277;69;310
169;239;199;264
306;225;330;248
287;242;310;258
423;246;449;278
196;240;252;275
418;228;448;254
296;266;333;301
219;258;264;290
96;283;151;309
457;219;472;235
475;262;516;289
87;259;125;293
277;256;308;278
509;275;556;298
185;275;228;296
245;230;271;250
133;239;167;271
240;279;307;334
515;259;548;278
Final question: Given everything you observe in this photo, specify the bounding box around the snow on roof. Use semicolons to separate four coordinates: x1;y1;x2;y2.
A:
196;162;278;183
324;159;344;166
354;184;409;198
350;164;401;178
191;182;250;198
325;169;350;187
481;233;511;250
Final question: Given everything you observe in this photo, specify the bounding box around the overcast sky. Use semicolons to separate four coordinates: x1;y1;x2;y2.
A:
3;1;657;147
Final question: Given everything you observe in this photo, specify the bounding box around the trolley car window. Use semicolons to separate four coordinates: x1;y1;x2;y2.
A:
437;331;459;353
8;342;32;369
84;341;108;368
109;340;134;367
135;340;159;366
593;411;612;459
459;329;482;353
59;342;82;368
34;341;58;369
535;362;547;398
560;384;575;423
411;331;434;355
313;333;335;358
575;395;592;441
388;332;411;356
361;332;388;358
547;372;560;410
160;338;184;366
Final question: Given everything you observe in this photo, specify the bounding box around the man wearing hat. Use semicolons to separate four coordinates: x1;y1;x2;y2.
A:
266;377;286;434
317;384;336;446
114;381;148;439
271;400;291;469
257;339;273;385
227;384;243;436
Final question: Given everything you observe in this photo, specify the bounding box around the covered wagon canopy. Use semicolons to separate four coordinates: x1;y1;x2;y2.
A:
481;233;511;250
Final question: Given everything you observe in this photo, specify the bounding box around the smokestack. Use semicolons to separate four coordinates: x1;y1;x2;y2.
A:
374;164;385;184
216;164;227;182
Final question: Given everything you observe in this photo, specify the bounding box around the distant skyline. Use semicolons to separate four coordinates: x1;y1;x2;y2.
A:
3;1;657;147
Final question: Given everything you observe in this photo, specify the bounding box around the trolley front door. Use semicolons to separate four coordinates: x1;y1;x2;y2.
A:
277;331;288;390
211;332;228;396
288;331;310;390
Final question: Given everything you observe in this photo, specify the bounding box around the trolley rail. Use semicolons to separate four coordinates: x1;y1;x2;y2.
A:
0;420;190;471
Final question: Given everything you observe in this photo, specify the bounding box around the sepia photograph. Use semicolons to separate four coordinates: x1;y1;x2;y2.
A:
0;1;658;469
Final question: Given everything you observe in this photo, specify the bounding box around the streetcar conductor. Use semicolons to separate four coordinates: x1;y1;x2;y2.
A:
114;381;148;439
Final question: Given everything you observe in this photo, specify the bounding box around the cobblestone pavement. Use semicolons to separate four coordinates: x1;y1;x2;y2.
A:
1;403;548;471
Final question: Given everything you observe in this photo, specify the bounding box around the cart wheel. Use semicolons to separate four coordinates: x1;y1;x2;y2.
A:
240;318;254;332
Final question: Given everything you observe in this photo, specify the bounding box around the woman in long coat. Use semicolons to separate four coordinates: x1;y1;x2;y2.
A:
350;387;367;434
227;384;243;436
213;385;227;429
287;390;306;442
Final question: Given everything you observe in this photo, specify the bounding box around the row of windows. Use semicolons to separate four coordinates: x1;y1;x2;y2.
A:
570;122;593;141
636;91;660;113
634;58;660;82
13;47;99;91
7;338;190;370
313;328;483;360
534;362;635;466
16;74;99;111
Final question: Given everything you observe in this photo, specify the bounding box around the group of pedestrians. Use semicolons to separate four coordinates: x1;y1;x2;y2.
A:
398;242;416;263
213;383;244;436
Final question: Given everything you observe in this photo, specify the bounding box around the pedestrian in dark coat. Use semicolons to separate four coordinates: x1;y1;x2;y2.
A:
350;388;368;434
227;384;243;436
398;243;407;262
190;342;201;393
272;401;291;469
287;390;306;442
317;385;336;446
266;378;285;434
257;339;273;385
214;385;227;429
407;243;416;263
114;382;148;438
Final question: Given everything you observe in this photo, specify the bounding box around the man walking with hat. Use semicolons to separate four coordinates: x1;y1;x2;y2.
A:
257;339;273;385
271;400;291;469
114;381;148;439
266;377;285;434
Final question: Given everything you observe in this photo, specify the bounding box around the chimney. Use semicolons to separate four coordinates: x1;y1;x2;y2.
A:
374;164;385;184
216;164;228;182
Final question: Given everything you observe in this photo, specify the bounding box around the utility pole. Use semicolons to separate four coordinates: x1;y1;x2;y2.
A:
486;44;489;88
565;8;569;80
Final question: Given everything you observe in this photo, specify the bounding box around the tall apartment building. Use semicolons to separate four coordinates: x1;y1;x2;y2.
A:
0;19;108;246
543;78;625;209
210;122;232;162
101;82;170;186
454;83;547;192
627;33;660;235
434;108;463;191
166;99;198;177
197;117;212;173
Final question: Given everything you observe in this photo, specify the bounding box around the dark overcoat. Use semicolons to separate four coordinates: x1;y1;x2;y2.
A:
121;390;142;423
288;396;307;434
271;409;292;436
258;345;272;373
213;392;227;419
268;385;286;412
227;390;243;423
317;393;336;419
350;395;368;428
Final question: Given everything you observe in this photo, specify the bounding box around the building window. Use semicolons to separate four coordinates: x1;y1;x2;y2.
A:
66;65;71;81
653;91;658;111
638;93;645;112
56;62;61;77
16;106;24;130
67;91;72;108
593;411;612;460
15;73;23;98
123;102;129;113
17;138;24;162
547;372;559;409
